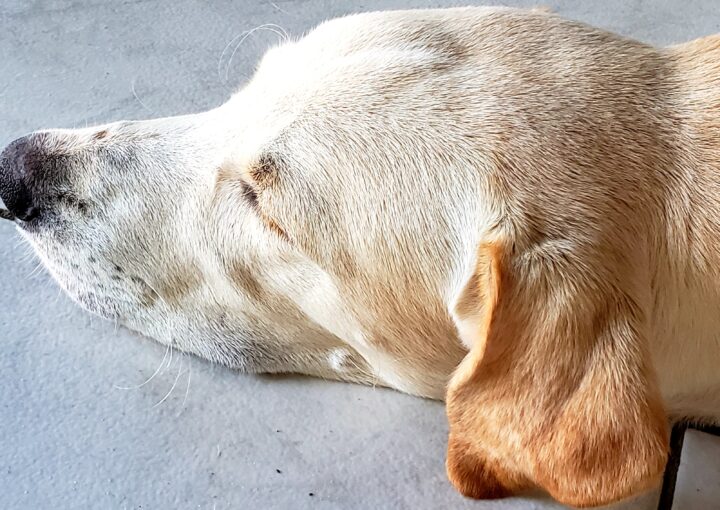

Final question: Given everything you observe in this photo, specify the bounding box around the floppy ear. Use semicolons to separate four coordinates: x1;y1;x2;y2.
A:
446;241;669;507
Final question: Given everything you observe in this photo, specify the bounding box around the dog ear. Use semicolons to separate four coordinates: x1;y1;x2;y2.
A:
446;241;669;507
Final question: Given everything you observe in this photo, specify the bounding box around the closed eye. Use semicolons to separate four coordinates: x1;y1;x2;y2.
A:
240;180;259;210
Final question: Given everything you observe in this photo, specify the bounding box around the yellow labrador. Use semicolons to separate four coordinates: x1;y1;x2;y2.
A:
1;6;719;507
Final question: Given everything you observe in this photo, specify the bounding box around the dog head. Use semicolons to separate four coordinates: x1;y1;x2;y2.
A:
1;7;684;506
0;8;484;395
0;111;374;380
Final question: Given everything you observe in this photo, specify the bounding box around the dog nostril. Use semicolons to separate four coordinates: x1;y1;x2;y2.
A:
0;136;39;222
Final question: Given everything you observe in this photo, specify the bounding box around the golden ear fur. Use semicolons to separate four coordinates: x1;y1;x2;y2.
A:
446;242;669;507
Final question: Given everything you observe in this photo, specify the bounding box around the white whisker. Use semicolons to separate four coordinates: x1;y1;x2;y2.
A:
262;23;290;40
166;341;174;374
179;362;192;414
52;286;65;305
153;357;184;408
218;31;248;83
26;260;45;279
224;24;289;82
131;80;153;114
113;342;171;390
269;2;292;17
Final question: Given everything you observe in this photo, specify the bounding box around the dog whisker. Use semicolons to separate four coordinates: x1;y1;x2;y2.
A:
153;356;184;408
166;340;174;374
27;260;46;279
131;79;153;115
261;23;290;41
268;2;291;16
179;360;192;415
224;24;289;82
225;26;265;82
113;342;171;390
52;286;65;305
217;31;247;83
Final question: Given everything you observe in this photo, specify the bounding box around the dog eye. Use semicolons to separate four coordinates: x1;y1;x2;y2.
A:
240;180;259;210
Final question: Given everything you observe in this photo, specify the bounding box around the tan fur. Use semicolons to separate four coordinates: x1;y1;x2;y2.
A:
156;268;203;306
237;9;720;504
447;243;668;506
12;7;720;507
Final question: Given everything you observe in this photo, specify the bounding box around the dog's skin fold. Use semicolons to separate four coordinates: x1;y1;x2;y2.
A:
2;7;719;507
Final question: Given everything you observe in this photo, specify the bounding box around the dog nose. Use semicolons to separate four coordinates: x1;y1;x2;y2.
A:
0;136;39;221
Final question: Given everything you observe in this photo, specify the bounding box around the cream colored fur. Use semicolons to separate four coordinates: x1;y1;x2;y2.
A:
10;6;720;507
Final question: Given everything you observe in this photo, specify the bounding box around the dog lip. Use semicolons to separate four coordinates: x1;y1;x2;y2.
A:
0;208;16;221
11;209;44;232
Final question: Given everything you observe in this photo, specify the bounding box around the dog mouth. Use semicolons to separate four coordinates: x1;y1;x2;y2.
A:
0;206;44;233
0;208;15;221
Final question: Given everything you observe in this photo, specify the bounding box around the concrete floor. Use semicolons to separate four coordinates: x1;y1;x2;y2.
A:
1;1;719;509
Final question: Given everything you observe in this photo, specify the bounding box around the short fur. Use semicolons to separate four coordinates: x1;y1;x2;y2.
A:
4;7;720;507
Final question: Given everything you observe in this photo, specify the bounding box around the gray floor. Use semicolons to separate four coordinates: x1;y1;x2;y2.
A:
1;1;719;509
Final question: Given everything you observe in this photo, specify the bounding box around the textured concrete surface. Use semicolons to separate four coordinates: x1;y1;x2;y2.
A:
1;1;719;509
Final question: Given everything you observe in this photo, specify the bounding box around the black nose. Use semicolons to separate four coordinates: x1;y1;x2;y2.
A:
0;136;39;221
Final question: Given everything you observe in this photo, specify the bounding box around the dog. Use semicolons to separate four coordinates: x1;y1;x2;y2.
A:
1;6;719;507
